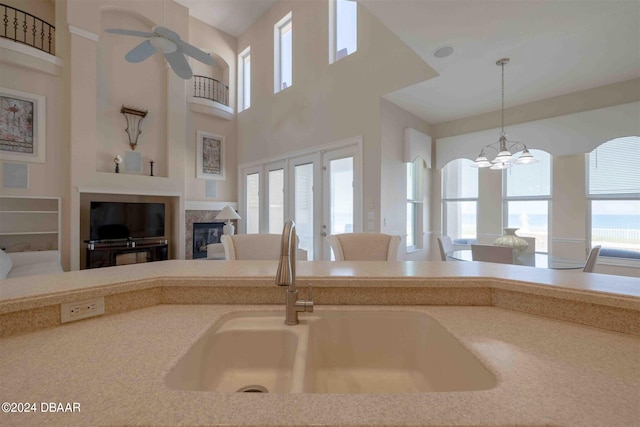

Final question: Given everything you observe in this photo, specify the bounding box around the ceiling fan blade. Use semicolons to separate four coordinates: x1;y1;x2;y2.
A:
125;40;157;63
153;25;181;42
105;28;155;38
176;40;214;66
164;51;193;79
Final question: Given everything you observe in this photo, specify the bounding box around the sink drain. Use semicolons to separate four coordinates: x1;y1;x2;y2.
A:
236;385;269;393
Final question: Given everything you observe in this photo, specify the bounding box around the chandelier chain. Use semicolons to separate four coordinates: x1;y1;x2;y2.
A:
501;60;505;133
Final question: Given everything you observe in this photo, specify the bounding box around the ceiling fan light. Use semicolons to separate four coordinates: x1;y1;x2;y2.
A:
150;36;177;54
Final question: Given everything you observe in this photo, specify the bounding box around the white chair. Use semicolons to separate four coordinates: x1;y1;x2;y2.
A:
327;233;401;261
437;236;455;261
220;234;308;260
206;243;226;260
583;245;601;273
521;236;536;254
471;244;514;264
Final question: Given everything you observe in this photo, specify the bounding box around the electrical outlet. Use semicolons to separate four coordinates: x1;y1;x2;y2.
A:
61;297;105;323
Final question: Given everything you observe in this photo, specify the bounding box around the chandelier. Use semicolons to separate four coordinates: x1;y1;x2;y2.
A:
473;58;538;169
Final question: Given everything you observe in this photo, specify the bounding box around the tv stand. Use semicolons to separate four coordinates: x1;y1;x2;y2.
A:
85;239;168;269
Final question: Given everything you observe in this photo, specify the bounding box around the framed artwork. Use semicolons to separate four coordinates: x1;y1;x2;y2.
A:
196;130;225;180
0;87;46;163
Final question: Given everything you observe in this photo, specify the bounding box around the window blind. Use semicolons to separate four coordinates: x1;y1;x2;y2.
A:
588;136;640;195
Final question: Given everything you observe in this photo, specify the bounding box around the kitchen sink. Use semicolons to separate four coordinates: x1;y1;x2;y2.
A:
165;310;496;394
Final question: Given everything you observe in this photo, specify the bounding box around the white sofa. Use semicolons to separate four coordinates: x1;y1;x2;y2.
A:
0;250;63;279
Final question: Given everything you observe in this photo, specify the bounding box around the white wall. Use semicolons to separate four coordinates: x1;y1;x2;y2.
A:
184;16;237;204
1;0;239;270
236;0;437;231
379;99;433;260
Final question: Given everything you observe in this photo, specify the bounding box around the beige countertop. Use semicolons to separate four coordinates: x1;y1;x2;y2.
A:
2;260;639;338
0;304;639;426
0;260;639;426
2;259;639;303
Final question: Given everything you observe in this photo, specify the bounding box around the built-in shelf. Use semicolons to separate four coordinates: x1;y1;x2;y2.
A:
0;196;61;252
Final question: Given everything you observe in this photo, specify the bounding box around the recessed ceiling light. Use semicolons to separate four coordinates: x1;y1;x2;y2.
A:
433;45;454;59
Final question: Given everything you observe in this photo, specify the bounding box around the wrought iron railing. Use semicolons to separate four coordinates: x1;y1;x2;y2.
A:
1;3;55;55
192;75;229;106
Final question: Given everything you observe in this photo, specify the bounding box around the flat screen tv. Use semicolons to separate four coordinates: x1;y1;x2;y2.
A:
90;202;165;241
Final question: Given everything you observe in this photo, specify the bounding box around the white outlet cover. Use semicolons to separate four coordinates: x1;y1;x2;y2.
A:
61;297;105;323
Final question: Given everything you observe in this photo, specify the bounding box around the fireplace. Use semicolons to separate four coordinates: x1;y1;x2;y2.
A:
192;222;225;259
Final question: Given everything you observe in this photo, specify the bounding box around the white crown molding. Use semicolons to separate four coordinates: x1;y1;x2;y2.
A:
185;201;237;211
68;25;99;42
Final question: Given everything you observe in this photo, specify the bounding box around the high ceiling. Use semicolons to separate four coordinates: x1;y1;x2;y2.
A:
175;0;277;37
177;0;640;124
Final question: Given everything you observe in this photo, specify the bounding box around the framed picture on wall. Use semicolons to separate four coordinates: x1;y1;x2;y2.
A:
196;130;225;180
0;87;46;163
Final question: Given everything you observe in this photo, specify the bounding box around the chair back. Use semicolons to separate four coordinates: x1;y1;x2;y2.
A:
471;244;514;264
583;245;601;272
327;233;401;261
221;234;308;260
437;236;455;261
521;236;536;254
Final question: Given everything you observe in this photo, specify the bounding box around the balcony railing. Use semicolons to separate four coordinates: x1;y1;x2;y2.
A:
1;3;55;55
192;75;228;106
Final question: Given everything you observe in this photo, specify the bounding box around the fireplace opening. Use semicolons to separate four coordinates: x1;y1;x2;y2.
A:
193;222;225;259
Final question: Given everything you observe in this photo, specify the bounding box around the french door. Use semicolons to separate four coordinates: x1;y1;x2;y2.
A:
321;146;360;259
240;138;362;259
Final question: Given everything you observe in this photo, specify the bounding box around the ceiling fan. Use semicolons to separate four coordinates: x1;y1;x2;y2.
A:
105;25;214;79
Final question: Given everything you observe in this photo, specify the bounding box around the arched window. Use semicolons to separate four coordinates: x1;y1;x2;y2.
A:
442;158;478;244
587;136;640;258
503;149;552;252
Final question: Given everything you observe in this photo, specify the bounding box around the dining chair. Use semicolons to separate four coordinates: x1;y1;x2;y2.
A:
582;245;601;273
437;236;455;261
327;233;401;261
521;236;536;254
221;234;308;260
471;244;515;264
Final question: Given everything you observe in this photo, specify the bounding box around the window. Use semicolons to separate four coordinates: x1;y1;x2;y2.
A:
588;136;640;258
442;159;477;244
245;172;260;234
406;158;424;250
268;168;285;234
274;12;292;93
504;149;551;252
329;0;357;63
294;162;315;259
238;46;251;111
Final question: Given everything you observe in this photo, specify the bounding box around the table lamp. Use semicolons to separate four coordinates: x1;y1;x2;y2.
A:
215;206;241;235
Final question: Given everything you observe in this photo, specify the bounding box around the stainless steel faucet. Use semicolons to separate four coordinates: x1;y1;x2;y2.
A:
276;220;313;325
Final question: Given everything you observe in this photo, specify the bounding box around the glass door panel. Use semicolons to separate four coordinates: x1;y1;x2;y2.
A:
329;156;354;235
323;151;355;259
294;162;315;259
268;169;284;234
246;173;260;234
